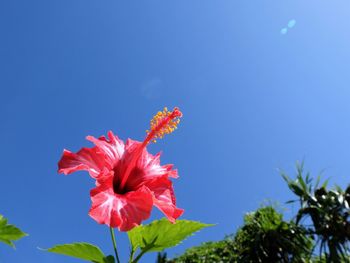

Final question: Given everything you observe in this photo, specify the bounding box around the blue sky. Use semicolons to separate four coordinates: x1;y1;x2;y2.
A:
2;0;350;262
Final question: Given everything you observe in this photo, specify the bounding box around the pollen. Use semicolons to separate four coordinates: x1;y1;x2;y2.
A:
146;107;182;143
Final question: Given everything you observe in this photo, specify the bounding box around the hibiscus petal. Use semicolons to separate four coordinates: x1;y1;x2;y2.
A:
138;148;179;179
122;140;179;190
118;187;153;231
89;178;153;231
145;162;179;179
58;147;105;179
145;176;184;222
86;131;125;169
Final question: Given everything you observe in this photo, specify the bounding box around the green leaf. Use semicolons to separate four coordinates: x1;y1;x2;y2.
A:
128;218;213;252
45;242;108;263
0;214;27;247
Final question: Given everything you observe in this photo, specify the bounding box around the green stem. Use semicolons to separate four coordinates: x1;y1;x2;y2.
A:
129;248;136;263
130;237;157;263
131;249;149;263
109;227;121;263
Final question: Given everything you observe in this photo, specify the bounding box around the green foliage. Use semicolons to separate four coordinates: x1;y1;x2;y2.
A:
103;255;116;263
128;218;213;253
157;252;168;263
232;206;313;263
311;255;350;262
45;242;115;263
0;214;27;248
282;162;350;262
164;238;236;263
162;207;312;263
161;162;350;262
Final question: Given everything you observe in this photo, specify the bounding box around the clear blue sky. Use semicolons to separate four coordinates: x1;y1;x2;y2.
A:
1;0;350;262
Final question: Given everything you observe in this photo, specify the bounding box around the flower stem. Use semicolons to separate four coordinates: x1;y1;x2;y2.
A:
109;227;121;263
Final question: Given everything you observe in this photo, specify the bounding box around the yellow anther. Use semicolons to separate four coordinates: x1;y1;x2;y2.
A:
146;107;182;143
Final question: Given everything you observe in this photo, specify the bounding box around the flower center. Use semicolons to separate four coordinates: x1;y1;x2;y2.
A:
113;166;144;194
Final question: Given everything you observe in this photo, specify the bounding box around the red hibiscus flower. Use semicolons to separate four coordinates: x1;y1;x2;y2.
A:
58;107;184;231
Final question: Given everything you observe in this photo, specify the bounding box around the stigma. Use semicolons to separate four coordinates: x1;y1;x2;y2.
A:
145;107;182;144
